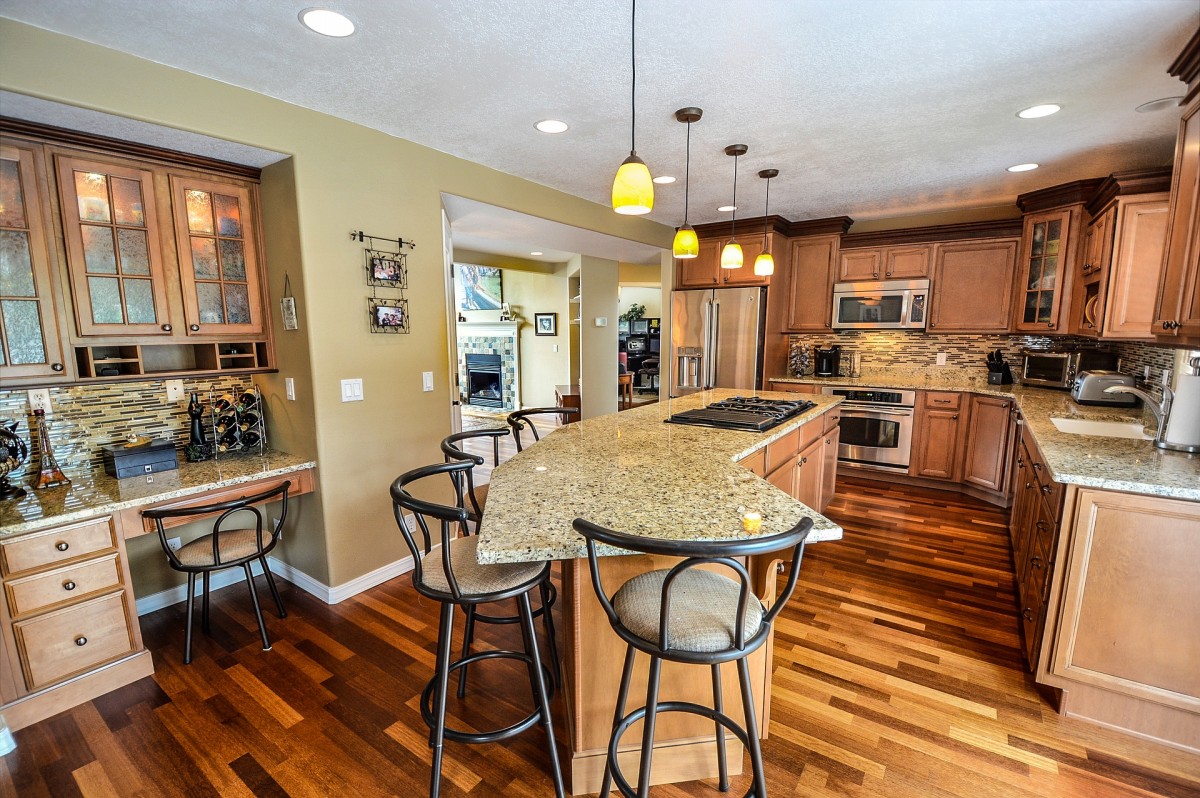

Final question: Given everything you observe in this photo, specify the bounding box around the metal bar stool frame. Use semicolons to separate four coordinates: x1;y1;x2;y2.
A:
572;517;812;798
391;461;565;798
506;406;580;452
143;481;291;665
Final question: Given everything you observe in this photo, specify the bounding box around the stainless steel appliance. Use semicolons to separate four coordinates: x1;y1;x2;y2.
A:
1071;370;1137;406
832;278;929;330
820;386;916;471
665;396;816;432
1021;348;1116;389
671;287;766;395
814;346;841;377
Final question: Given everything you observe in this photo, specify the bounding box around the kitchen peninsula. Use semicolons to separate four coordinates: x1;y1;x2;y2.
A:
477;389;842;794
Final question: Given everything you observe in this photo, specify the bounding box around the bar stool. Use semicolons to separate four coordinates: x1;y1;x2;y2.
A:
441;427;508;522
391;461;564;798
572;516;812;798
507;406;580;452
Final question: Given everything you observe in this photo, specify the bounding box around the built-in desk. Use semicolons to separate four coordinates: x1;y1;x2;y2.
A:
0;451;316;731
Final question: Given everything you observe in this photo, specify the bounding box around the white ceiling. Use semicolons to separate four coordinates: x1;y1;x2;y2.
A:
1;0;1196;239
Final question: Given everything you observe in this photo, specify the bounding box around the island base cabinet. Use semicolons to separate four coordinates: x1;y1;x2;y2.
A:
1042;489;1200;752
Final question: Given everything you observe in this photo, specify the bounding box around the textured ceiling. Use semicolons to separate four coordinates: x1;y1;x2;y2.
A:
1;0;1196;231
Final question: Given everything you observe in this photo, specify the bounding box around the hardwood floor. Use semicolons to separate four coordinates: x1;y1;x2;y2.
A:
3;475;1198;796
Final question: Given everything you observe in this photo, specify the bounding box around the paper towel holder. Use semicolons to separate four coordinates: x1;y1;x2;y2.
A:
1104;366;1200;453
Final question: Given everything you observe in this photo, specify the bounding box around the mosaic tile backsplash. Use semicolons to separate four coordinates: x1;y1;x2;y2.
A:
0;376;255;483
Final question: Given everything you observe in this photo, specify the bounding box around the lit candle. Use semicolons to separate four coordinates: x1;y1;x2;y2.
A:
742;512;762;533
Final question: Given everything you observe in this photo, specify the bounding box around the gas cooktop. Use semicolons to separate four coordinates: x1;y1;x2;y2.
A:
664;396;816;432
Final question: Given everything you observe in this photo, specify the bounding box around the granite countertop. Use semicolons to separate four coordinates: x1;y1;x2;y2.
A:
769;369;1200;501
1;450;317;537
476;389;844;565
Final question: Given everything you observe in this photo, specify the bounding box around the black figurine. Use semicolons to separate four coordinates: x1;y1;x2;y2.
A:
185;393;213;462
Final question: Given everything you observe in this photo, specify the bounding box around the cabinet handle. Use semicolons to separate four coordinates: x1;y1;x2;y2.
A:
51;363;64;372
161;324;172;332
1016;457;1024;468
63;580;76;591
56;541;69;552
951;414;958;420
1036;520;1048;532
1040;484;1052;495
189;324;200;332
930;322;937;328
1031;462;1042;472
1030;556;1043;569
1022;608;1034;622
75;636;88;647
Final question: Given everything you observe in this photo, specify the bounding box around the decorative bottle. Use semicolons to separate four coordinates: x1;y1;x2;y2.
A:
31;408;69;489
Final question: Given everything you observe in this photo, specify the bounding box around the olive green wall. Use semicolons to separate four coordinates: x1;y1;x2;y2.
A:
0;20;673;588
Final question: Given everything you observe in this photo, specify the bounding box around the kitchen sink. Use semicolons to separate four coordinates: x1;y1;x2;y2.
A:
1050;417;1152;439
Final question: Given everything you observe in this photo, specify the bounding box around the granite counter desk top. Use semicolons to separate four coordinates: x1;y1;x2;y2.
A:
0;451;317;537
770;370;1200;501
476;390;844;564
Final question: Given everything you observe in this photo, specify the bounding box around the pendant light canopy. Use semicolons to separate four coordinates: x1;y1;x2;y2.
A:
611;0;653;215
754;169;778;276
721;144;748;269
671;107;703;259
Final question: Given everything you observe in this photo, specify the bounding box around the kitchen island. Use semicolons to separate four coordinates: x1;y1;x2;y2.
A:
476;390;843;794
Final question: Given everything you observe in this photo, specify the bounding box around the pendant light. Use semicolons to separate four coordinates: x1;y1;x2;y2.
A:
671;107;703;258
754;169;778;276
721;144;748;269
611;0;653;215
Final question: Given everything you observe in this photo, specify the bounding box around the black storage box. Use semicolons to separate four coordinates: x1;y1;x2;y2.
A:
101;439;179;479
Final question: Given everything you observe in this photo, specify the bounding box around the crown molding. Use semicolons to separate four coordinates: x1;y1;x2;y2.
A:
1015;178;1105;214
1085;167;1173;214
841;218;1023;248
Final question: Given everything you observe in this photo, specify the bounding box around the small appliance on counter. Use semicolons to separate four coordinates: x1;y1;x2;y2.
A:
1021;347;1116;389
986;349;1014;385
1071;371;1137;406
814;345;841;377
102;437;178;479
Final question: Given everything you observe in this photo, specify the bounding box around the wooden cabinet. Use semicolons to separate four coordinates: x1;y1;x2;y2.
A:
0;139;69;382
676;239;722;288
749;414;839;512
793;435;824;510
676;233;772;289
785;234;839;331
928;238;1019;332
720;233;771;287
1098;195;1170;339
819;425;840;513
1155;94;1200;343
838;244;931;282
911;392;964;481
961;395;1013;493
838;249;880;281
1014;207;1082;333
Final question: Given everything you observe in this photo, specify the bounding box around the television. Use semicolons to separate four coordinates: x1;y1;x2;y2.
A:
630;319;650;335
626;335;648;354
649;336;660;354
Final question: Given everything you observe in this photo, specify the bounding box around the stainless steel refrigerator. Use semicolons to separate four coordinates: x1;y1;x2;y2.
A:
671;287;766;395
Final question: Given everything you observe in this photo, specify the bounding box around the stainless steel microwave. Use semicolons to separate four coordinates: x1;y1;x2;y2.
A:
832;279;929;330
1020;348;1117;389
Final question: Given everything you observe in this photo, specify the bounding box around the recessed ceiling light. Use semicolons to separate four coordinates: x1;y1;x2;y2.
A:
652;175;676;184
535;119;569;134
1017;104;1061;119
1136;97;1183;114
299;8;355;37
1007;163;1039;172
530;251;544;256
717;205;737;212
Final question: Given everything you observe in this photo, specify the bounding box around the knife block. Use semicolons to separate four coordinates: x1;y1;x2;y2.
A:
987;364;1014;385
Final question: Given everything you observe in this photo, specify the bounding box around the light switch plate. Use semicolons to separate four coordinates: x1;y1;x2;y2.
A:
285;377;296;401
165;379;185;402
341;378;364;402
27;389;52;416
595;317;608;327
422;371;434;392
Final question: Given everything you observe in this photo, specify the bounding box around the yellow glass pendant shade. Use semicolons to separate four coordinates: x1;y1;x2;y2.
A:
753;251;775;276
721;241;743;269
673;225;699;258
612;154;654;215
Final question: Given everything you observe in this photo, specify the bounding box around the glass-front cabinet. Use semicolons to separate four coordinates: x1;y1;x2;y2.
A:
1016;209;1073;331
54;154;172;337
0;141;67;381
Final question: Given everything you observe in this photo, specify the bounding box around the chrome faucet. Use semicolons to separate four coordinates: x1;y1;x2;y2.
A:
1104;366;1197;452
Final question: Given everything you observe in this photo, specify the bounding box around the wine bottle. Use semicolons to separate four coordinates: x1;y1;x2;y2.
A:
213;394;236;413
217;427;242;452
238;412;260;432
240;430;262;449
214;412;238;434
237;391;258;413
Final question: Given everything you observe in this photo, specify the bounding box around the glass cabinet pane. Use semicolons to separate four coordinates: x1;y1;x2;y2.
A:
81;225;118;273
190;238;219;278
0;231;36;296
214;193;242;236
74;171;111;222
185;189;213;233
1;299;46;364
88;276;123;323
116;228;150;275
196;282;224;323
123;278;156;324
111;176;145;226
0;159;27;228
224;284;250;324
219;239;246;280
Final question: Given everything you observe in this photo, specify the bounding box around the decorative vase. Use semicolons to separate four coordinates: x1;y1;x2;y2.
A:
185;393;213;463
31;409;69;489
0;420;29;498
788;340;811;377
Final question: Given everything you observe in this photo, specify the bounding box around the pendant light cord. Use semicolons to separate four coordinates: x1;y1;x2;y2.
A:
731;153;738;239
683;120;691;223
630;0;637;154
763;176;771;252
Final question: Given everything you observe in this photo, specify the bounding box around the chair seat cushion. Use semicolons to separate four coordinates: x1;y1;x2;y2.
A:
612;568;764;653
473;482;490;512
420;535;544;597
176;528;273;567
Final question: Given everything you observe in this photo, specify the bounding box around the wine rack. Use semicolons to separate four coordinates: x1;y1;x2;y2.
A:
208;385;267;460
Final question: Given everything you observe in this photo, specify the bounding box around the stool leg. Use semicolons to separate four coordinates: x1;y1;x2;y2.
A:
636;655;663;798
243;563;271;651
712;664;729;792
601;644;636;798
737;657;767;798
201;571;211;634
518;591;565;798
540;581;563;689
456;605;476;699
260;556;287;618
430;602;455;798
184;572;197;664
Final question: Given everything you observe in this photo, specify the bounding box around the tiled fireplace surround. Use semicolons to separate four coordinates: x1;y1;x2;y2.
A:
455;322;519;412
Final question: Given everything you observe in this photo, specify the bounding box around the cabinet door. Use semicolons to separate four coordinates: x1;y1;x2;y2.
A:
838;249;880;281
1015;209;1073;332
0;141;68;381
721;233;770;286
676;239;721;288
55;155;171;337
962;395;1012;492
794;436;824;508
882;245;930;279
912;394;963;481
1155;95;1200;341
786;235;839;331
819;426;839;512
1102;197;1169;339
170;176;265;336
928;239;1018;332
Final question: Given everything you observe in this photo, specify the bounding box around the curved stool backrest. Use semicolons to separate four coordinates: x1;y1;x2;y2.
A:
441;428;509;521
506;406;580;451
390;460;475;601
144;480;291;570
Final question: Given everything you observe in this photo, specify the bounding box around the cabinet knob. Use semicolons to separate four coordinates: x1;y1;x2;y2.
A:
63;580;76;591
1031;462;1042;472
55;541;69;552
51;363;64;372
189;324;200;332
930;322;936;328
75;636;88;646
1040;484;1052;495
1046;322;1055;329
1022;609;1034;622
951;414;958;420
1030;556;1043;569
1036;520;1047;532
161;324;172;332
1016;457;1024;468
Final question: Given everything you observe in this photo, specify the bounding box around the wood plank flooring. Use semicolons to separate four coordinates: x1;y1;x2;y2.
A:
3;475;1198;796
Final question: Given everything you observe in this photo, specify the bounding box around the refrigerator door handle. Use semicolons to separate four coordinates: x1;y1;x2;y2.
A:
708;300;720;388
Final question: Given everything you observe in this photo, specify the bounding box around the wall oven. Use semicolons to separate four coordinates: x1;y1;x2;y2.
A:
832;279;929;330
820;387;917;471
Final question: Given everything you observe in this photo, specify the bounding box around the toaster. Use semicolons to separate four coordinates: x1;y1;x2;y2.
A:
1071;370;1138;406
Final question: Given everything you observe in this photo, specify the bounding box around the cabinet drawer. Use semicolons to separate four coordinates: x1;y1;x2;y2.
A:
738;449;767;478
823;409;841;434
923;391;961;410
0;518;116;576
14;590;135;691
5;553;122;618
765;428;800;473
1030;462;1063;510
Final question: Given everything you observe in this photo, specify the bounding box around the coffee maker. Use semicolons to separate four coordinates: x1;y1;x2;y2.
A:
814;345;841;377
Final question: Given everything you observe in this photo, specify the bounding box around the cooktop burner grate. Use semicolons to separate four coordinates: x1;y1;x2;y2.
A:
665;398;816;432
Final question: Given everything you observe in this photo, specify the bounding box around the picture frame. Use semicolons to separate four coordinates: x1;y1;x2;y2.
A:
366;251;407;288
454;263;503;311
368;297;410;334
534;312;557;336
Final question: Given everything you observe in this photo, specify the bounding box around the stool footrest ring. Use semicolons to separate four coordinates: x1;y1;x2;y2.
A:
420;648;555;744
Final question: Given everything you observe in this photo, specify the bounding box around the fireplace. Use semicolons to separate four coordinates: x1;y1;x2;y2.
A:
465;353;503;408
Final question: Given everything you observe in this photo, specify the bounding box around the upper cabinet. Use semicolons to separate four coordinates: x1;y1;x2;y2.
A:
838;244;930;282
928;238;1018;333
786;234;840;331
1013;207;1082;333
676;232;772;289
0;140;69;382
675;239;721;288
720;232;772;287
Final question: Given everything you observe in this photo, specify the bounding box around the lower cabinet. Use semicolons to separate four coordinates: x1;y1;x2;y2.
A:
745;413;839;512
911;392;964;480
962;395;1014;492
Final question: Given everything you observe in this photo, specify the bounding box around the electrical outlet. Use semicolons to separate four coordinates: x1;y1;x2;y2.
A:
936;353;948;366
27;389;52;416
285;377;295;401
165;379;185;402
166;537;182;552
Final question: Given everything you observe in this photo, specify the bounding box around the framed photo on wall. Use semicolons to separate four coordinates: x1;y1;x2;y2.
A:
369;297;410;333
454;263;503;311
366;251;407;287
534;312;557;336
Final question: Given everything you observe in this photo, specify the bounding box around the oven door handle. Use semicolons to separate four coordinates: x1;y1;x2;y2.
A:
839;406;913;417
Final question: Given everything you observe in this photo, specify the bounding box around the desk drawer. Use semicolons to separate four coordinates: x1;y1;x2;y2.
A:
5;553;122;618
1;518;116;576
14;590;135;691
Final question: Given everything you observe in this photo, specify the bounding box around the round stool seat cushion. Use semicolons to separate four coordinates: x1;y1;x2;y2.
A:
612;568;764;653
473;482;490;512
176;528;273;567
420;535;543;596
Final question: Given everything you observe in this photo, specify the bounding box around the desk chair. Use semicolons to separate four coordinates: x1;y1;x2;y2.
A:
391;461;564;798
507;406;580;452
143;481;291;664
572;516;812;797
